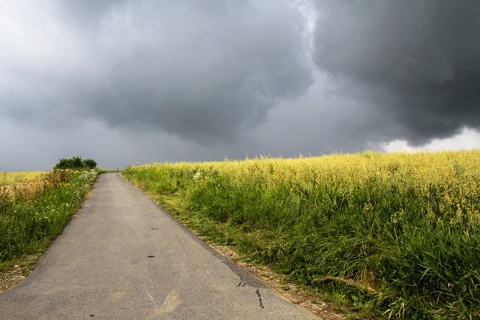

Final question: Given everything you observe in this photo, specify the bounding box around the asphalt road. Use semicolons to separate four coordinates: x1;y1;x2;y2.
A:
0;173;319;319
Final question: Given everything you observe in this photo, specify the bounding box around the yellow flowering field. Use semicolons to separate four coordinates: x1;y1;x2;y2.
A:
124;150;480;318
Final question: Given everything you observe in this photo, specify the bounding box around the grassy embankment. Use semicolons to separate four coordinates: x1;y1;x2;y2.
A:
123;150;480;319
0;170;98;271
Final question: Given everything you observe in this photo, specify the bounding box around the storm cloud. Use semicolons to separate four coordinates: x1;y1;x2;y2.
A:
313;0;480;145
1;0;479;171
1;0;313;144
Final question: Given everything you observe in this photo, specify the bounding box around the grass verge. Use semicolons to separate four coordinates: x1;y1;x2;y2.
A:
0;170;98;275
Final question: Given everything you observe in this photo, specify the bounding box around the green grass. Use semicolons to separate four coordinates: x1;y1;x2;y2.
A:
0;170;98;269
123;150;480;319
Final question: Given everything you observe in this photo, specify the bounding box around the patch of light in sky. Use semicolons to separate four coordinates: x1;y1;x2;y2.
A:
382;127;480;153
293;0;317;61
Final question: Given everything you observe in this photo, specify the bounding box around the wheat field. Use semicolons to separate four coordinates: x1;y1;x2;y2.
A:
1;172;46;185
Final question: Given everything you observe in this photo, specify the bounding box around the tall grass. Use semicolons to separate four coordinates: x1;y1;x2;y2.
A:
123;150;480;319
0;170;98;265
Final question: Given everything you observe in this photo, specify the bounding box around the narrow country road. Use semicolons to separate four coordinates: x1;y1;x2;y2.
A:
0;173;320;319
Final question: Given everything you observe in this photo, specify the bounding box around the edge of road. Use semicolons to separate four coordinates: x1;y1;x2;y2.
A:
122;174;344;319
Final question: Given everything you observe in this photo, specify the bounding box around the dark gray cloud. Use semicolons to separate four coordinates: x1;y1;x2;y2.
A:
1;0;480;171
313;0;480;145
1;0;313;145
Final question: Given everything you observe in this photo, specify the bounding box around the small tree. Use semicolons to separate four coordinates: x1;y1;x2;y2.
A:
54;156;97;170
82;159;97;169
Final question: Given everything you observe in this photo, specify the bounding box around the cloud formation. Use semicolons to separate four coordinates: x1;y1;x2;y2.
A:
1;0;480;171
1;0;313;144
313;0;480;145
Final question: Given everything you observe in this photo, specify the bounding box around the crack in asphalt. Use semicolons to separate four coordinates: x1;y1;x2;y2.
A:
236;280;265;309
256;288;265;309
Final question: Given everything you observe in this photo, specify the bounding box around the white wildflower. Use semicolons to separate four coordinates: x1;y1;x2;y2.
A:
193;171;203;182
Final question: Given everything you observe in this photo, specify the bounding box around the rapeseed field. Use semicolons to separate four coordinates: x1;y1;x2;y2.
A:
124;150;480;319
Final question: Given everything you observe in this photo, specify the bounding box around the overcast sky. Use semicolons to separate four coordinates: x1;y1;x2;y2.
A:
1;0;479;171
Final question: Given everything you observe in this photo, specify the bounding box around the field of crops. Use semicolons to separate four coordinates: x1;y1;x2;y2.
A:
124;150;480;319
1;172;46;185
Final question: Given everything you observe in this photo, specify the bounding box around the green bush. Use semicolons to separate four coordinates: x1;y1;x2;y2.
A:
54;156;97;170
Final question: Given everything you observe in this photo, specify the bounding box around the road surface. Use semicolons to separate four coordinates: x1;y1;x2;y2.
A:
0;173;321;319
